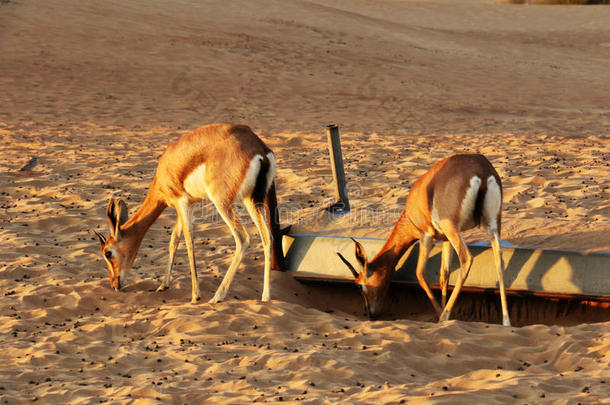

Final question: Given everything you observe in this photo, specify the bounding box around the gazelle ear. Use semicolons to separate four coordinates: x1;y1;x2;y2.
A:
116;199;128;228
93;230;106;248
106;198;129;239
106;198;118;237
352;238;368;268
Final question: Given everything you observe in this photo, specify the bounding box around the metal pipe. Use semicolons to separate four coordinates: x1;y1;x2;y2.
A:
326;124;350;213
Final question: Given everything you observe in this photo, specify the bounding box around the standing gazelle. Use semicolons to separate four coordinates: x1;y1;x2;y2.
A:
94;123;286;303
338;154;510;326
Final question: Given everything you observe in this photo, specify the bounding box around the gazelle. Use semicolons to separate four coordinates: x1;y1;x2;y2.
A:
338;154;510;326
94;123;286;303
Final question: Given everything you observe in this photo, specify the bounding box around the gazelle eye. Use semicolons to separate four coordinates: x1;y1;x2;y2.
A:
104;251;113;259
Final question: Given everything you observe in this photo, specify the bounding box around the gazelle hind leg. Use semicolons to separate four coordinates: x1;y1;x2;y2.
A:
208;202;250;304
157;219;183;291
176;199;200;303
439;241;453;308
243;197;272;302
439;221;472;322
265;182;286;271
489;228;510;326
481;175;509;325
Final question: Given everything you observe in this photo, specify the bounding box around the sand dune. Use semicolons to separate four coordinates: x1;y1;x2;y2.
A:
0;0;609;403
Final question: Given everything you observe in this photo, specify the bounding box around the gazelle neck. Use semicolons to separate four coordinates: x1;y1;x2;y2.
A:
370;214;420;270
121;180;168;248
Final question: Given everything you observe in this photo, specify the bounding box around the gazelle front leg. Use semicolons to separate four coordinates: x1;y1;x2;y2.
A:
416;234;443;317
439;241;453;308
176;199;201;303
157;219;183;292
439;223;472;322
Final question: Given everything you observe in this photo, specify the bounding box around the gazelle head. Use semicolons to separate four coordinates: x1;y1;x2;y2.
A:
94;198;134;291
337;239;393;320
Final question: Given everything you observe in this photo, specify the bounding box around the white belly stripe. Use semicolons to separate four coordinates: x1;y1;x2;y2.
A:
183;164;208;200
183;154;275;203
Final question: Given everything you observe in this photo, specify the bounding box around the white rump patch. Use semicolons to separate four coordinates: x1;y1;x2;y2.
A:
183;164;208;200
266;152;276;193
459;176;482;229
238;155;264;199
483;176;502;231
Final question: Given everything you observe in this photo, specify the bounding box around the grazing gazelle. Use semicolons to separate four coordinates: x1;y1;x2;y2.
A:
337;154;510;326
94;123;286;303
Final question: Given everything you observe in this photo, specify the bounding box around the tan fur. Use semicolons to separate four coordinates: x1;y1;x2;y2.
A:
340;154;510;326
96;123;284;303
150;123;272;205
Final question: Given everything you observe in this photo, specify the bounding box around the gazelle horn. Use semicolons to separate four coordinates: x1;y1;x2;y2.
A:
336;252;359;279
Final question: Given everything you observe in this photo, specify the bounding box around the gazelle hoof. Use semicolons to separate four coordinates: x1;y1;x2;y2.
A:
156;285;168;292
191;296;201;304
438;312;451;322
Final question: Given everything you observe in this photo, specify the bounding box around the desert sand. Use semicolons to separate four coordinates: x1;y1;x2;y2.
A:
0;0;609;403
